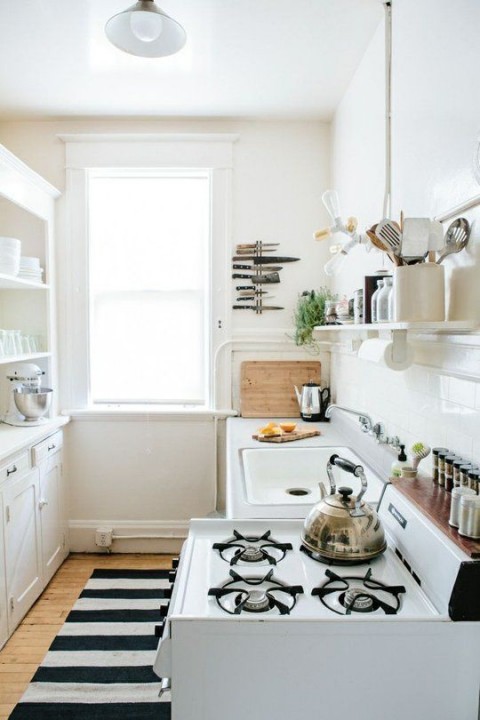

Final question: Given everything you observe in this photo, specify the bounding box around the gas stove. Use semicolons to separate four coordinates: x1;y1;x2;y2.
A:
155;484;480;720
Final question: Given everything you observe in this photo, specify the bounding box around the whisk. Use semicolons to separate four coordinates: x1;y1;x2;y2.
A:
411;442;431;471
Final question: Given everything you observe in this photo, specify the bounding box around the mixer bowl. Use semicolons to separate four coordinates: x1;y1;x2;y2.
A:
13;387;53;420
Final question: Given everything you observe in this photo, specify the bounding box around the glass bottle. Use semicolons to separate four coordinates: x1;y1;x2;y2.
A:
371;279;384;324
377;277;392;323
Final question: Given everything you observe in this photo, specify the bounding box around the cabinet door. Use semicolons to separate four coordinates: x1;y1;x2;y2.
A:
0;495;7;649
3;467;43;633
39;451;65;584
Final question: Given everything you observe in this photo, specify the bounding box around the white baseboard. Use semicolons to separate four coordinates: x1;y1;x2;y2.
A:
68;519;189;554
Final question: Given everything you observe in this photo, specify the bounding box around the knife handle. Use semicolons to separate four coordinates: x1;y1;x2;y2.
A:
236;285;255;291
232;274;254;279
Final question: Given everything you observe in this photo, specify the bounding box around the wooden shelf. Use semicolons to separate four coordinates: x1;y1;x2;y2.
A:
392;476;480;559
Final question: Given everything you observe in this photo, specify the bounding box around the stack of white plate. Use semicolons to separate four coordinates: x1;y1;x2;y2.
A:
18;256;44;283
0;237;21;276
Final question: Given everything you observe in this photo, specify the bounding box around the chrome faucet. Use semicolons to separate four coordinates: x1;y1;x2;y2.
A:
325;404;373;433
325;403;401;449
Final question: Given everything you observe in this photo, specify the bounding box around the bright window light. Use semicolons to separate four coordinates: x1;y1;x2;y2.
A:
88;171;210;404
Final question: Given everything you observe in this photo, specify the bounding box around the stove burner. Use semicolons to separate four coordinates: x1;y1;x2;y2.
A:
208;569;304;616
213;530;293;566
312;568;406;616
239;589;271;613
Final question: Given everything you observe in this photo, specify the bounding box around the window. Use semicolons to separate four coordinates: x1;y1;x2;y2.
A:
61;134;235;411
88;171;210;404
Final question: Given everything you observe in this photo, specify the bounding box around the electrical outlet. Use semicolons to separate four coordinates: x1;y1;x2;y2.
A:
95;527;113;547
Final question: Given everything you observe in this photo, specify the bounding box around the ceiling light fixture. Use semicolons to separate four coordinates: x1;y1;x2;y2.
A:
105;0;186;58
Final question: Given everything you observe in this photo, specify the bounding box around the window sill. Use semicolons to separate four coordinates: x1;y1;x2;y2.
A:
61;407;238;421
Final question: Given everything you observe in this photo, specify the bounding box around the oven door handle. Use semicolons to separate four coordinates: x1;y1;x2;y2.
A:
158;677;171;698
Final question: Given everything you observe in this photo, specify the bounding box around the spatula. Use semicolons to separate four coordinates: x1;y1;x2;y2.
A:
376;219;402;255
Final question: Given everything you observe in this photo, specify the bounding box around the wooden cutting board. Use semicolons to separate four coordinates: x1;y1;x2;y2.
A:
252;428;321;443
240;360;321;418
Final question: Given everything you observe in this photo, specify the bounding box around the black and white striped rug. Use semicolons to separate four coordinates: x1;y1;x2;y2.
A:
10;568;172;720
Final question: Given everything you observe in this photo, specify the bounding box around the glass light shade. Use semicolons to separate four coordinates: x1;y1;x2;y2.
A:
322;189;342;222
105;1;186;58
324;250;347;276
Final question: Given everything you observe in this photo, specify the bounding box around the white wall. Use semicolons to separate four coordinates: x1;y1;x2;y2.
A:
331;0;480;468
0;118;331;549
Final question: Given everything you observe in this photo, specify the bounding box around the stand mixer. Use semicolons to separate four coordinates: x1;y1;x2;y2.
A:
4;363;53;427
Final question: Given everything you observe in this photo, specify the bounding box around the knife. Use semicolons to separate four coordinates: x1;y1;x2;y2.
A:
233;305;284;310
232;272;280;283
232;256;300;264
236;295;274;301
233;264;283;271
235;248;278;255
236;243;279;249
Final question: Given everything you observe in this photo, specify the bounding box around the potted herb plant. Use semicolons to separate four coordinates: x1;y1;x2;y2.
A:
293;288;337;349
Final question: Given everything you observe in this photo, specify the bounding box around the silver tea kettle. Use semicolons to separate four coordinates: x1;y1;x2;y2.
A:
302;454;386;563
294;381;330;422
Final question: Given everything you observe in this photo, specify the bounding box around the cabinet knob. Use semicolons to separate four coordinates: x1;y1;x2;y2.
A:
48;444;56;451
39;499;49;509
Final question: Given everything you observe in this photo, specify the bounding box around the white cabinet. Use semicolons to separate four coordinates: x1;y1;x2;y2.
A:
32;430;66;585
0;144;61;419
3;459;43;633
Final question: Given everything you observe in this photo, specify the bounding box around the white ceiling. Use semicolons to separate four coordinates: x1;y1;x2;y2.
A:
0;0;382;120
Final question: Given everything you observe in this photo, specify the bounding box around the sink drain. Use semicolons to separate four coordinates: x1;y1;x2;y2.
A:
286;487;311;497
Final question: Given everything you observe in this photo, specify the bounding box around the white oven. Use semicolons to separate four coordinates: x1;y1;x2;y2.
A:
154;484;480;720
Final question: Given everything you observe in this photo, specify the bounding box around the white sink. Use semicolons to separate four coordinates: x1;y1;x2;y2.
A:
241;446;385;506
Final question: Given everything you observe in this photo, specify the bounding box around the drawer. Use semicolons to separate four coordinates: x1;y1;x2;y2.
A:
31;430;63;466
0;451;31;486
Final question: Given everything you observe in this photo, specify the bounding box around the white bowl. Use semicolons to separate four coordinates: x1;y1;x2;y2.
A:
0;237;21;251
20;256;41;268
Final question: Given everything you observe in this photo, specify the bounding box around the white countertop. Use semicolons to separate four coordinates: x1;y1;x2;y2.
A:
0;415;70;463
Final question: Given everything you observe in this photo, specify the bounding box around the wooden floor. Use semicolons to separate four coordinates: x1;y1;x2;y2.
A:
0;553;173;720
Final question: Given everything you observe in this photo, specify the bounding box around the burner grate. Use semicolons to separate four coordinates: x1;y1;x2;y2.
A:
213;529;293;566
208;569;304;615
312;568;406;616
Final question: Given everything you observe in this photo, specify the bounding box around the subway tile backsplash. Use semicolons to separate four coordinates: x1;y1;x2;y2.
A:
330;351;480;469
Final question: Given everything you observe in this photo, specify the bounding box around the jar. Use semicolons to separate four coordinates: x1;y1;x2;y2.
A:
387;280;395;321
325;301;337;325
444;455;456;492
437;450;450;487
371;279;384;324
353;289;363;324
453;458;465;488
449;487;476;528
458;494;480;539
376;277;392;323
460;464;473;488
467;469;480;493
432;447;449;484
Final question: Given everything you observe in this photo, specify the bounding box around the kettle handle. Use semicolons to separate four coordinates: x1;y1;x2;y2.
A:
327;454;367;516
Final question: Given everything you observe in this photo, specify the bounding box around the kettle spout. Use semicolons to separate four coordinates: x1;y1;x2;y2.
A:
294;385;301;407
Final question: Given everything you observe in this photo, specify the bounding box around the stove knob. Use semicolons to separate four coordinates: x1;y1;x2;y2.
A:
171;557;179;569
154;622;164;637
168;570;177;584
163;587;173;600
159;604;169;617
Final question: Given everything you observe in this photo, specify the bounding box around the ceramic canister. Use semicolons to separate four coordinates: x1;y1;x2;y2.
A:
393;263;445;322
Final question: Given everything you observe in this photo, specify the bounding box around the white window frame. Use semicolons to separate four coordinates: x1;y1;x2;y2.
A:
59;133;237;412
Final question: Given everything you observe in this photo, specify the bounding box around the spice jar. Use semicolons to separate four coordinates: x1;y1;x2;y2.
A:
458;494;480;539
432;447;449;484
449;487;476;528
437;450;450;488
460;464;473;488
453;458;465;488
444;455;456;492
467;469;480;493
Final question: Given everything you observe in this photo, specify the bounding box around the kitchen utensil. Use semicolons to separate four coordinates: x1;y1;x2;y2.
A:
393;263;445;321
240;360;321;418
401;218;430;261
252;427;321;443
232;264;283;271
302;454;387;563
410;442;431;471
236;243;279;249
294;381;324;421
3;362;52;427
235;247;277;254
232;305;284;310
236;289;270;295
232;256;300;264
236;295;274;301
232;272;280;283
376;219;402;254
13;386;53;421
437;218;470;264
